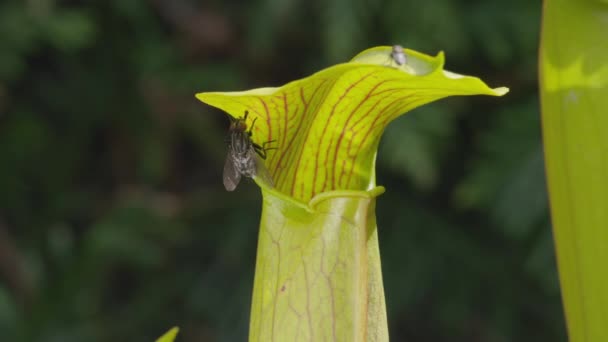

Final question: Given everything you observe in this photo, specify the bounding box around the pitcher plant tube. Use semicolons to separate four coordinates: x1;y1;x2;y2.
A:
196;46;508;341
540;1;608;341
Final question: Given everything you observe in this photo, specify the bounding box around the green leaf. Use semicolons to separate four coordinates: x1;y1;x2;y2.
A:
196;46;507;341
540;1;608;341
43;10;96;52
155;327;179;342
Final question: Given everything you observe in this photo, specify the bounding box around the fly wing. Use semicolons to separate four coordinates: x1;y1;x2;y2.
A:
253;154;275;188
223;153;241;191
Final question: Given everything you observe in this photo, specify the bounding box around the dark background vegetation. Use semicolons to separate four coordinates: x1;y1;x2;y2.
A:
0;0;565;341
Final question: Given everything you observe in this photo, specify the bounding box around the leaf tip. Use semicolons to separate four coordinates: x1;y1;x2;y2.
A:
436;50;446;67
194;92;207;103
492;87;510;96
155;327;179;342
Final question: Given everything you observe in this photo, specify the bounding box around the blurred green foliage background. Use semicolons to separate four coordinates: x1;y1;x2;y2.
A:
0;0;565;341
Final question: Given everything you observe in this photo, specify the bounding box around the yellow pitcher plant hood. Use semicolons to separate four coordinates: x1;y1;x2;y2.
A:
197;46;507;203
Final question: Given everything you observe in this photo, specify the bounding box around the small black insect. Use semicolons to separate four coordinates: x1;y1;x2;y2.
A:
389;45;407;66
223;111;275;191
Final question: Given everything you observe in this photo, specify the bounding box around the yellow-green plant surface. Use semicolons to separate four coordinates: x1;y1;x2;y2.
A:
155;327;179;342
197;46;507;341
540;1;608;341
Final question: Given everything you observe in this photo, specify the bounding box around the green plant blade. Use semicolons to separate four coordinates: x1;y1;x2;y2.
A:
540;1;608;341
155;327;179;342
196;46;507;341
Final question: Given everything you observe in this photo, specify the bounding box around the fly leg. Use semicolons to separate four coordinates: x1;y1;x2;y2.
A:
252;140;276;159
248;115;258;134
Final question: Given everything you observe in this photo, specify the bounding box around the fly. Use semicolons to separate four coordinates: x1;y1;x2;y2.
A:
389;45;407;66
223;110;275;191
